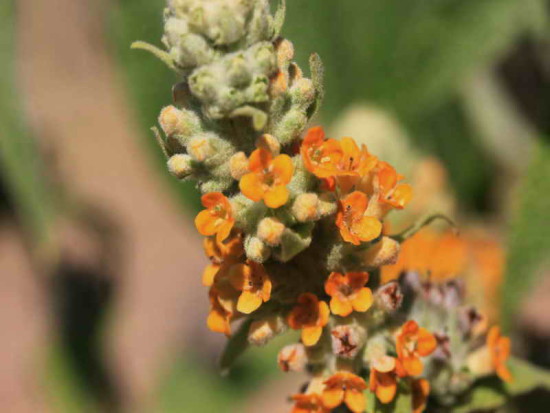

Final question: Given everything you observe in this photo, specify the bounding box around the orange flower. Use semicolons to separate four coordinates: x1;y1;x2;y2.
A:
291;394;329;413
322;372;367;413
202;233;244;286
336;191;382;245
195;192;234;242
228;261;272;314
395;320;437;376
300;127;343;178
239;148;293;208
206;286;236;336
288;293;330;346
334;138;377;177
369;356;398;404
376;161;413;209
412;378;430;413
324;272;373;317
487;326;512;382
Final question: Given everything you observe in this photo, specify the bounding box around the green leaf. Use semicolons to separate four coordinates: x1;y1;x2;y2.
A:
307;53;324;120
131;41;177;71
219;318;254;375
453;357;550;412
501;141;550;331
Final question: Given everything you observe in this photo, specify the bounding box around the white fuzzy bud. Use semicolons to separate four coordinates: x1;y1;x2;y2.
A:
167;154;193;179
257;217;286;246
229;151;249;180
292;193;320;222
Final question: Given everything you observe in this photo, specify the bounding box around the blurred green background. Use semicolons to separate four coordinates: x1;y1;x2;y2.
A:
1;0;549;411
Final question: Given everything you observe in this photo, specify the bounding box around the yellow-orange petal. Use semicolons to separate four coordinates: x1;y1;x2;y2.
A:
322;388;344;409
302;325;323;347
351;287;373;313
391;184;413;208
202;264;219;286
497;365;513;382
353;216;382;242
344;390;365;413
375;373;397;404
201;192;226;209
412;379;430;413
239;173;265;202
216;220;234;243
402;356;423;376
237;290;263;314
272;154;294;184
417;328;437;356
195;210;218;236
264;185;289;208
318;301;330;326
330;297;353;317
207;310;230;335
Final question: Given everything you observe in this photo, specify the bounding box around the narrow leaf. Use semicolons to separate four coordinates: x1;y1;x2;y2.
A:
219;318;254;375
131;41;177;72
272;0;287;38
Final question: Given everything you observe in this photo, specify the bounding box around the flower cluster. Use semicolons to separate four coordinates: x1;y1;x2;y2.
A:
138;1;513;411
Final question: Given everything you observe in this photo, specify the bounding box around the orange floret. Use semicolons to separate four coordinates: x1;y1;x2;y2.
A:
487;326;512;382
291;394;329;413
369;356;398;404
228;261;272;314
239;148;294;208
288;293;330;346
322;372;367;413
324;272;373;317
395;320;437;377
376;161;413;209
202;232;244;286
300;127;343;178
336;191;382;245
206;286;237;336
195;192;234;242
412;378;430;413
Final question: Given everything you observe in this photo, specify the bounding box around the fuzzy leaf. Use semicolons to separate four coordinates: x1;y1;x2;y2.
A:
307;53;324;120
219;318;254;375
230;106;268;131
131;41;177;71
453;357;550;413
272;0;286;38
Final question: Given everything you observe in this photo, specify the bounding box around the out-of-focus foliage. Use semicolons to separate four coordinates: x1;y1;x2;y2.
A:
0;0;57;260
502;141;550;331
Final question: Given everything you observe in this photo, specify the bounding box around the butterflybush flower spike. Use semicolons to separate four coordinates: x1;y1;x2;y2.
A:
137;1;515;411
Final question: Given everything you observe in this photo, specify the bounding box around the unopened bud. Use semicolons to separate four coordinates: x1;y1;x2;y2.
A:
363;335;389;366
229;152;249;180
245;236;271;262
167;154;193;179
256;134;280;156
257;217;286;246
331;324;366;359
275;39;294;69
159;105;183;136
375;281;403;313
290;78;316;107
278;343;307;372
292;193;320;222
363;236;400;268
248;316;287;346
466;345;493;377
188;135;214;161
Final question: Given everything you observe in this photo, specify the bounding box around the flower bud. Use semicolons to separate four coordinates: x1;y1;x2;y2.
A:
363;335;389;366
245;236;271;262
292;193;320;222
257;217;286;246
188;135;215;161
159;105;183;136
275;39;294;69
248;316;287;346
229;152;249;180
331;324;366;359
290;78;316;108
375;281;403;313
167;154;193;179
255;133;280;156
363;236;400;268
278;343;307;372
466;345;493;377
